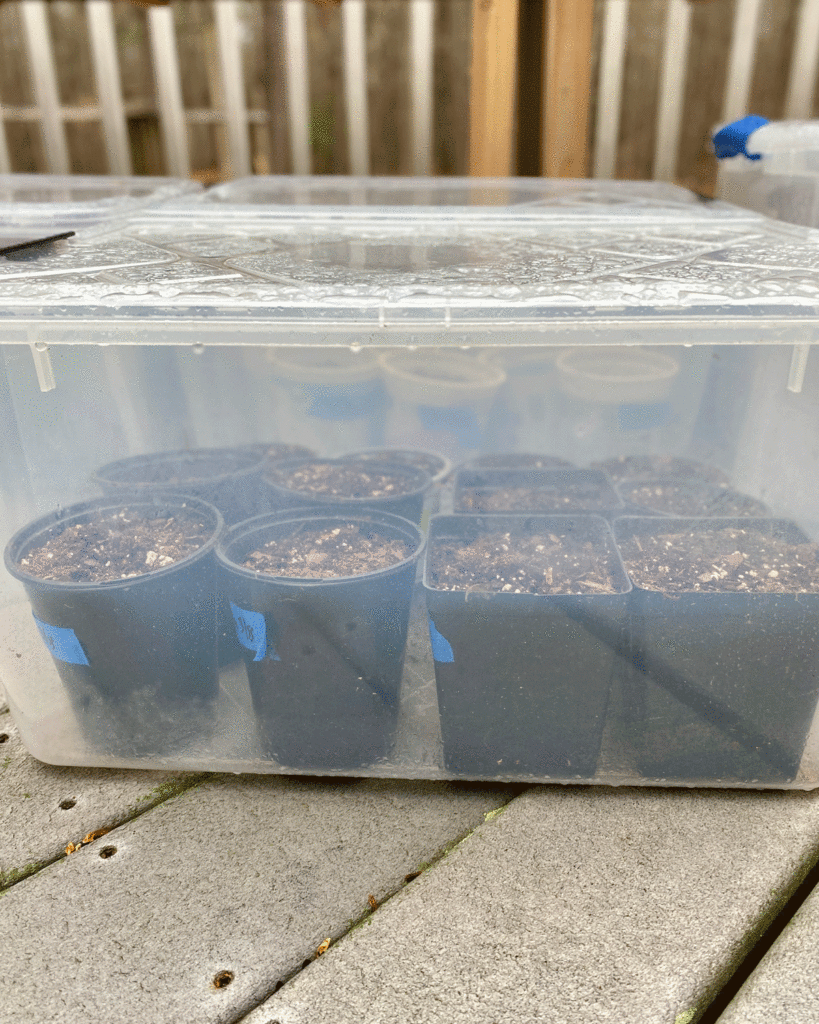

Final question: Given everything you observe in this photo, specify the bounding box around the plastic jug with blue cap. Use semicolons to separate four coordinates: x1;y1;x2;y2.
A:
715;116;819;226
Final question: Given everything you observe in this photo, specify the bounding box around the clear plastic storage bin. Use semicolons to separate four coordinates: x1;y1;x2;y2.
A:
4;176;819;790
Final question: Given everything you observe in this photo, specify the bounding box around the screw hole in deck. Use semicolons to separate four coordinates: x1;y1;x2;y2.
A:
212;970;234;989
98;845;117;859
59;798;76;810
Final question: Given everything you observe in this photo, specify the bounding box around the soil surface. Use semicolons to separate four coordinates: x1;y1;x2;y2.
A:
104;451;252;485
429;530;621;596
271;461;423;499
243;524;410;579
456;481;614;513
618;525;819;594
20;508;212;583
471;453;573;469
619;480;767;517
347;449;446;477
593;455;729;485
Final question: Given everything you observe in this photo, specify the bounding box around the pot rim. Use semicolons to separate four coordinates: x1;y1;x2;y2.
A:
217;505;426;586
5;493;224;591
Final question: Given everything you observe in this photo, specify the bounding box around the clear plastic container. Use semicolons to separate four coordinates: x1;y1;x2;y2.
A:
2;176;819;789
716;120;819;227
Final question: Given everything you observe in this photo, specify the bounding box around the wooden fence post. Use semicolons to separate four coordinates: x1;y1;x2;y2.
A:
468;0;520;177
542;0;594;178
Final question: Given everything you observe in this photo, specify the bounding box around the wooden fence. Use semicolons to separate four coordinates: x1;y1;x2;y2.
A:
0;0;818;194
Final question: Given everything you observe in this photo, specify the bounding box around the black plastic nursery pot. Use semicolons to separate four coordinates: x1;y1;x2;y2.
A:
93;447;268;526
614;517;819;784
423;514;631;778
4;495;222;758
615;478;769;518
262;458;432;524
217;506;425;770
453;467;622;515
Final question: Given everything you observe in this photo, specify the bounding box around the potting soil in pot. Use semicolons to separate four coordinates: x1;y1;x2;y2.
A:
424;514;630;778
21;508;211;582
242;523;410;579
453;468;621;515
617;479;768;517
264;458;430;523
616;519;819;783
591;455;729;485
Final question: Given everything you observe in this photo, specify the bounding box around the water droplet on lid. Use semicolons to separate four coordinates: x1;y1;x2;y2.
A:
34;341;48;352
349;343;362;353
192;343;205;355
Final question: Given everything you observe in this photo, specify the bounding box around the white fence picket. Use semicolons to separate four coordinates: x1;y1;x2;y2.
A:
410;0;435;175
19;0;70;174
593;0;628;179
283;0;311;175
653;0;691;181
213;0;252;178
147;3;190;178
86;0;132;176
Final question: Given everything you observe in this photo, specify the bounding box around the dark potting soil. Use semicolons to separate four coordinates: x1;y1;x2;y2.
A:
273;462;420;500
619;481;767;517
19;508;212;583
430;531;620;596
457;482;611;513
592;455;729;484
243;524;411;579
618;525;819;594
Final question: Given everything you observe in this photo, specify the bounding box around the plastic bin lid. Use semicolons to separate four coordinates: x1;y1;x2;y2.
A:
0;174;201;231
3;176;819;342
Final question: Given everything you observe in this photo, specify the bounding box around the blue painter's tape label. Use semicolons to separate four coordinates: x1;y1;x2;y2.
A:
230;602;279;662
712;115;769;160
428;617;454;664
33;614;89;666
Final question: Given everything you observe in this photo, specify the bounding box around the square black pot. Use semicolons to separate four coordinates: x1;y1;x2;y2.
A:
217;506;425;771
423;514;631;778
453;468;622;516
4;495;222;758
614;516;819;783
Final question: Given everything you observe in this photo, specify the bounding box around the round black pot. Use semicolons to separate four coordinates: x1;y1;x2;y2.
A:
261;458;432;525
5;495;223;758
92;447;268;526
217;506;425;770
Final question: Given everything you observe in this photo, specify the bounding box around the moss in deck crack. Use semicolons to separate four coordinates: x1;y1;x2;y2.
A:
0;860;48;892
128;773;210;815
674;1010;696;1024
